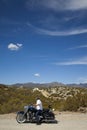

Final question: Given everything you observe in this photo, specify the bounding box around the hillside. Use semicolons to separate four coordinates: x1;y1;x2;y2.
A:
0;84;87;114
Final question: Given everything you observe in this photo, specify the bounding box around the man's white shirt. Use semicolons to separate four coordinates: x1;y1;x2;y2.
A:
36;99;43;110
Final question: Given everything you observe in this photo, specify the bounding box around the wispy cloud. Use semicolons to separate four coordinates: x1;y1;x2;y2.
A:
54;56;87;66
26;0;87;11
27;22;87;36
67;0;87;10
49;0;87;11
77;77;87;83
8;43;22;51
34;73;40;77
69;45;87;50
26;0;87;36
37;28;87;36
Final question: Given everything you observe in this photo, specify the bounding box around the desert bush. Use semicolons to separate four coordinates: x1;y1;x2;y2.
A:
63;96;80;111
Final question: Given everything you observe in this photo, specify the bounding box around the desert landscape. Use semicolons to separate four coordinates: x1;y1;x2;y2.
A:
0;112;87;130
0;84;87;130
1;1;87;130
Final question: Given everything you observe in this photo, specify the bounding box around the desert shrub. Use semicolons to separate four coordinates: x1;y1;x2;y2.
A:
63;96;80;111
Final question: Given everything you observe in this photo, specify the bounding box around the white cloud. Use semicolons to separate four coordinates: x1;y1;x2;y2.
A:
34;73;40;77
54;56;87;66
17;43;22;47
8;43;22;51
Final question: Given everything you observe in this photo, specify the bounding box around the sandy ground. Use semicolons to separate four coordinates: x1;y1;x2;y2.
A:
0;112;87;130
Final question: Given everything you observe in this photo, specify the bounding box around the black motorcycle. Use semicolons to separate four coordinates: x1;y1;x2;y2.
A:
16;105;56;124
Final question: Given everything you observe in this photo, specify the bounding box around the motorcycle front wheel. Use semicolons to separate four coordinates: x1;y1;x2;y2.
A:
16;113;26;123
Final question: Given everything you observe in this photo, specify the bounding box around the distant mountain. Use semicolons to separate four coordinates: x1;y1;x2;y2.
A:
67;83;87;88
79;83;87;88
9;82;48;88
8;82;87;88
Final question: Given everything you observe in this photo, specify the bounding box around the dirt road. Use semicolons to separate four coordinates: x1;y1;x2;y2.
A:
0;112;87;130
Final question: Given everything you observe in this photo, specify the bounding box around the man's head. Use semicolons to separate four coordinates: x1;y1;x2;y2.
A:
36;97;40;100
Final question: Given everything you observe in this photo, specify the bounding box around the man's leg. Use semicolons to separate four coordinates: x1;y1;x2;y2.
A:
36;110;41;124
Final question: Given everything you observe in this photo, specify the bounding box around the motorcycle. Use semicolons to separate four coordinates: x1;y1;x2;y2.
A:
16;105;56;124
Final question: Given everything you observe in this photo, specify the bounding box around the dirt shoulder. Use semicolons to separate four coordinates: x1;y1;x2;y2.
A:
0;112;87;130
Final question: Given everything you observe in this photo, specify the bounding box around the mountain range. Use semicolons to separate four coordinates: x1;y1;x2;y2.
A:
8;82;87;88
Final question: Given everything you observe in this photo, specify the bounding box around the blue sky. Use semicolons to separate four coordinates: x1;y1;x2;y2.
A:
1;0;87;85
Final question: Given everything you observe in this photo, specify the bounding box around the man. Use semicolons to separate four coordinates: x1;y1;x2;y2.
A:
35;97;43;124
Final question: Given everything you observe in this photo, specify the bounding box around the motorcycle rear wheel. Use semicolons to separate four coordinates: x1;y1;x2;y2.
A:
16;113;26;123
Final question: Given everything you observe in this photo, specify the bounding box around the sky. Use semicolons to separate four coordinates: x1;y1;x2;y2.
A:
0;0;87;85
